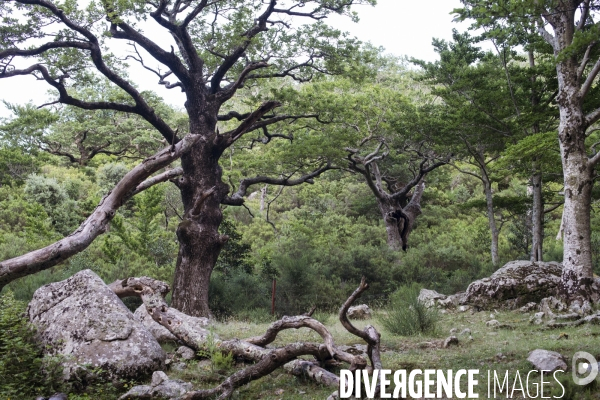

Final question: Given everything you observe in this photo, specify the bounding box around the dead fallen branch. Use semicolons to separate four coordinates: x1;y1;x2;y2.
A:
112;276;383;399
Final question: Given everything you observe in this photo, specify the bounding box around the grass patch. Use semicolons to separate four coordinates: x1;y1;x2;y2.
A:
378;283;439;336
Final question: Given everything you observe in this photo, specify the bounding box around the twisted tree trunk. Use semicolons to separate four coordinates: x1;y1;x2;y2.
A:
171;125;230;317
379;181;425;251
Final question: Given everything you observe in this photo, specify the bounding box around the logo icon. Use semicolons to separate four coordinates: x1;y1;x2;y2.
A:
572;351;598;386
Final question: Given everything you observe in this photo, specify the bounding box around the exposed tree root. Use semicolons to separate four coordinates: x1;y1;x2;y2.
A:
111;276;383;398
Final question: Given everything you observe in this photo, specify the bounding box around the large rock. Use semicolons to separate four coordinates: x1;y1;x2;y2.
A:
463;261;562;309
119;371;193;399
418;289;447;308
347;304;372;319
418;288;465;309
527;349;567;372
133;304;209;344
27;269;165;380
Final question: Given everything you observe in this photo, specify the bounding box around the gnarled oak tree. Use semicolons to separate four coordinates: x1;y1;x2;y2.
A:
0;0;373;316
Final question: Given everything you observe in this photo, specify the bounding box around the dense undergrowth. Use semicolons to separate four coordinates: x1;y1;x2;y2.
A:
2;151;600;317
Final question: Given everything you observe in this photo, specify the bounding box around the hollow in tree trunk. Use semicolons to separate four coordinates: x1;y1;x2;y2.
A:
378;181;425;251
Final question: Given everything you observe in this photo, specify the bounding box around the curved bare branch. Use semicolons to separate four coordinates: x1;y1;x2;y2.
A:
223;162;337;206
0;135;199;290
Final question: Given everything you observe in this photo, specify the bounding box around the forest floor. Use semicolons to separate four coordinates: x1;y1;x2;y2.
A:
157;309;600;400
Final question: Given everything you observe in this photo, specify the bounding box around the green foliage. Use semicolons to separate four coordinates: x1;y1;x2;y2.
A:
0;291;65;398
0;147;41;186
208;270;271;320
197;331;234;373
96;163;129;195
378;284;439;336
215;218;252;276
24;174;81;235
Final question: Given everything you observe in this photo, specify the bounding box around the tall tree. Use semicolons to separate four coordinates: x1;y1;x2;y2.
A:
415;31;516;266
288;64;450;251
417;30;561;265
457;0;600;303
0;0;373;316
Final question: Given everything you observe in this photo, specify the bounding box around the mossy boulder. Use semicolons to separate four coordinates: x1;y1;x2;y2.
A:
27;269;165;380
463;261;562;309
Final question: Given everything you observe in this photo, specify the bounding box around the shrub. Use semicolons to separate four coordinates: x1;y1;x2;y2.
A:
24;174;80;234
0;291;64;398
378;283;438;336
96;163;129;194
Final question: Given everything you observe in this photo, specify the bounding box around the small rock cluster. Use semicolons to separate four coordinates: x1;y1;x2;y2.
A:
119;371;193;400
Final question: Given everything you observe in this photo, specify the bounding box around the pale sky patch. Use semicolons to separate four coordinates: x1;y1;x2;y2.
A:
0;0;470;118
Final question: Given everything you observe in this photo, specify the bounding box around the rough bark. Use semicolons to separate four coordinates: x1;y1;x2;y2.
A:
379;181;425;251
112;276;383;400
529;51;544;262
171;109;230;317
540;3;599;303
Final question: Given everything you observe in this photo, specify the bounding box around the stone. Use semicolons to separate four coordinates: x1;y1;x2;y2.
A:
534;312;545;320
531;318;544;325
527;349;567;372
36;394;68;400
450;328;458;334
172;362;187;371
458;305;470;313
539;296;567;314
519;302;538;313
569;300;593;316
463;261;562;309
176;346;196;360
134;305;209;344
119;371;193;399
555;313;581;321
486;319;499;327
418;289;447;308
583;315;600;324
48;395;68;400
438;292;466;308
27;270;165;380
347;304;372;319
151;371;169;386
460;328;471;336
443;336;459;348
